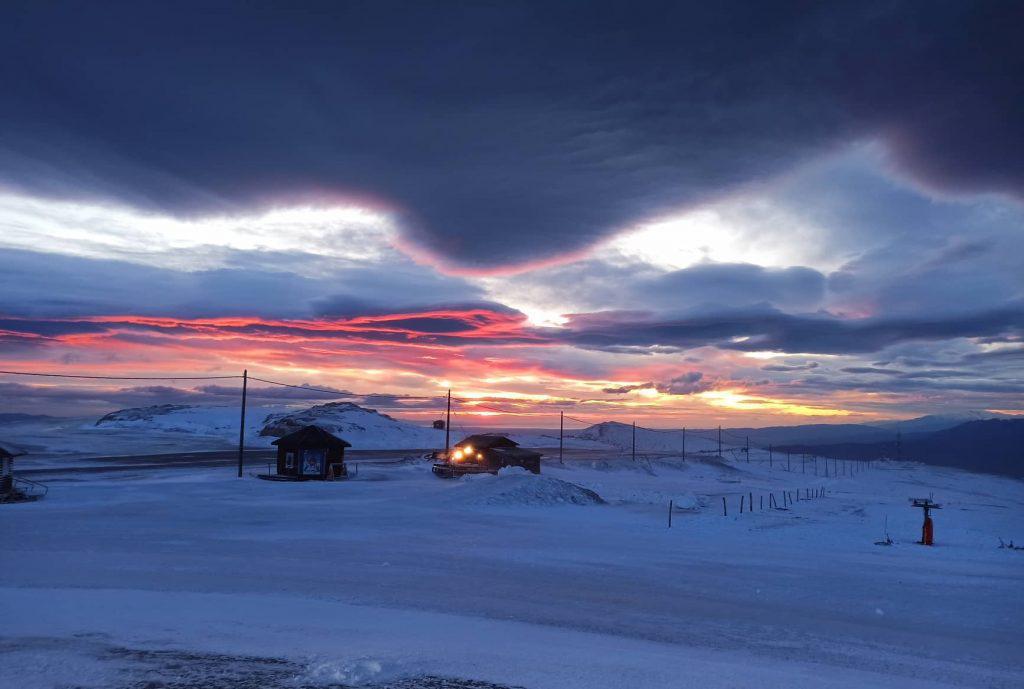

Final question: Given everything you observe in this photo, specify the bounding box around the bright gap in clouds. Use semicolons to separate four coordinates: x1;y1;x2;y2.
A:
609;205;840;273
0;192;397;270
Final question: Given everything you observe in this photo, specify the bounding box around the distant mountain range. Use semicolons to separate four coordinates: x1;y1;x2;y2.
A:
771;419;1024;478
708;410;1017;447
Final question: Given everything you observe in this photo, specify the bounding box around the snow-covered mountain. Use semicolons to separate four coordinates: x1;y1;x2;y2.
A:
258;401;444;449
871;410;1014;434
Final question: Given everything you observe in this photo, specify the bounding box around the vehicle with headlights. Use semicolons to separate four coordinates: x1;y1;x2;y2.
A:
432;434;542;478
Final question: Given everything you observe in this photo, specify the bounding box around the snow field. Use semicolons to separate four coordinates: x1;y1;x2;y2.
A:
1;451;1022;688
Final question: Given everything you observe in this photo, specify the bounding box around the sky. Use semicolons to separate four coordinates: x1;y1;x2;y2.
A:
0;1;1022;427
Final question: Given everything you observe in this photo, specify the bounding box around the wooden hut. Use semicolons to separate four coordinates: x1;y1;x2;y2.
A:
433;434;542;478
1;445;14;495
0;444;45;502
262;425;351;481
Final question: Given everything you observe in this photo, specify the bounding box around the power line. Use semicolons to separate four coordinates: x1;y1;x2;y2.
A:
0;368;241;381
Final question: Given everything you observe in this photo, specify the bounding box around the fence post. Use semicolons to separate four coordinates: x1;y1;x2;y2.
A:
668;499;673;528
740;494;745;513
723;496;727;516
237;368;248;478
559;411;564;464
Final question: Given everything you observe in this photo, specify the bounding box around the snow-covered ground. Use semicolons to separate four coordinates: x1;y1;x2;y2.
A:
2;451;1022;688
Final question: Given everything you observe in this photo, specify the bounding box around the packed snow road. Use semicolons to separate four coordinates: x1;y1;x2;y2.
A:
2;455;1022;689
16;447;641;477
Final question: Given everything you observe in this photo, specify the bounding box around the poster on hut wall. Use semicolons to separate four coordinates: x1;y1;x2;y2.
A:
302;448;325;475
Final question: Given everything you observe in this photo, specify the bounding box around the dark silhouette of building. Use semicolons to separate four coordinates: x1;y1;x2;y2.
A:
263;425;351;481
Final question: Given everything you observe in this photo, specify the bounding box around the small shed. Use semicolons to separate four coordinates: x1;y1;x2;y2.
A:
1;445;14;494
433;434;542;477
1;444;45;502
267;425;351;481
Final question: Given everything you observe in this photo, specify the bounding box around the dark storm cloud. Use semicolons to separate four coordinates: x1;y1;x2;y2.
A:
0;381;441;411
602;382;655;394
560;303;1024;355
0;249;483;319
761;362;819;372
0;2;1018;270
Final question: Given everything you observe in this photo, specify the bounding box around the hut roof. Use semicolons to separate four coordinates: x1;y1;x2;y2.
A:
0;444;23;459
456;434;519;450
271;425;351;450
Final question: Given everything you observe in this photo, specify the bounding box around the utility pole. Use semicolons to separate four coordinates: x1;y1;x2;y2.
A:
769;444;773;469
896;429;902;462
237;369;248;478
632;421;636;462
681;427;686;459
745;436;750;462
559;411;564;464
717;425;722;458
444;389;451;456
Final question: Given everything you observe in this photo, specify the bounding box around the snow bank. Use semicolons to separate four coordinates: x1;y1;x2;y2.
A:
453;467;605;506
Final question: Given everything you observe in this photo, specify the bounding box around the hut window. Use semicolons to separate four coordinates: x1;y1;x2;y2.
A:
284;451;296;469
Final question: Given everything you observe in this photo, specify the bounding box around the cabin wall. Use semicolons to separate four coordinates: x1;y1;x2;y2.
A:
275;445;346;479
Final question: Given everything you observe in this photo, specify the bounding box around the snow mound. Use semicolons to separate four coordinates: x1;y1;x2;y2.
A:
455;467;604;506
258;402;443;449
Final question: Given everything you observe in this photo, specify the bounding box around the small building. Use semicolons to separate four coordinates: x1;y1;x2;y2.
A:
262;425;351;481
1;444;45;502
432;419;446;430
1;445;14;494
433;434;542;478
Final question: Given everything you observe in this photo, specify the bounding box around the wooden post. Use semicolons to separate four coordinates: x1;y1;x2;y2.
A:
559;411;564;465
749;491;753;510
632;421;636;462
740;494;745;513
718;425;722;457
745;436;750;462
444;389;451;455
682;427;686;459
760;495;763;510
769;445;773;469
237;369;247;478
668;500;673;528
722;496;727;516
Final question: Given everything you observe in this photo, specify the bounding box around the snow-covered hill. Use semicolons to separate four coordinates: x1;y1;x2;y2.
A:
94;404;242;435
85;400;447;450
258;401;444;449
569;421;726;454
